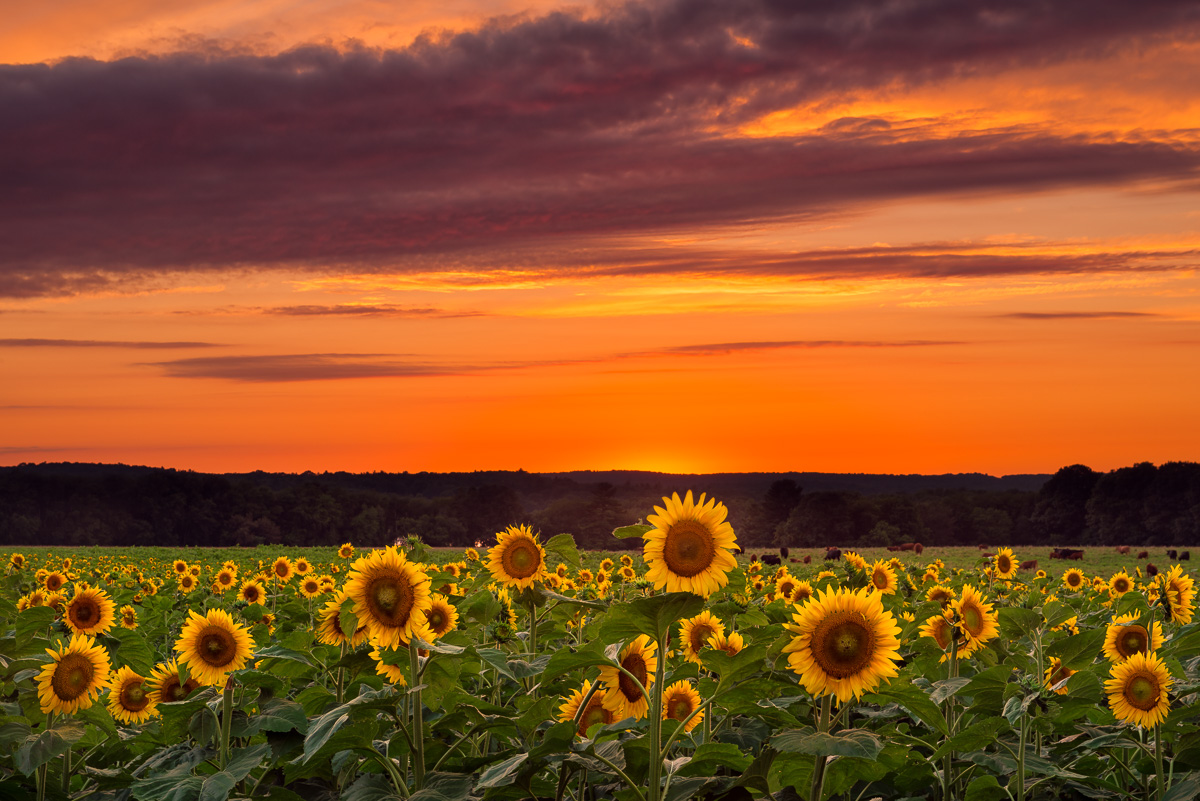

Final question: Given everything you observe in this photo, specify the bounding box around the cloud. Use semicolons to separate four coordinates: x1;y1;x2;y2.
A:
265;304;484;318
145;338;965;382
993;311;1162;320
0;338;220;348
1;0;1198;295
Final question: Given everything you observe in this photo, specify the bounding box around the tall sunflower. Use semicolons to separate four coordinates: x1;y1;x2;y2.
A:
868;561;897;595
107;666;158;724
345;547;433;648
36;633;111;714
316;591;370;647
64;585;116;636
708;630;744;656
1160;565;1195;624
174;608;256;686
420;593;459;639
918;613;983;661
214;568;237;592
1103;614;1165;663
1108;571;1133;599
44;571;67;593
1062;568;1086;591
294;557;312;576
993;548;1018;581
792;580;814;604
172;560;188;576
598;635;658;720
559;680;617;737
298;576;323;599
661;680;704;733
339;542;355;559
775;574;799;601
119;605;138;630
952;585;999;646
1106;651;1172;728
679;611;725;664
643;491;738;597
783;587;902;702
239;579;266;606
487;525;548;590
925;585;956;608
271;557;294;583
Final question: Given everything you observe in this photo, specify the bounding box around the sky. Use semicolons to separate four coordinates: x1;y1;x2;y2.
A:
2;0;1199;476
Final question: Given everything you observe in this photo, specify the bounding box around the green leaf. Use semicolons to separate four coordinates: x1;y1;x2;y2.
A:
254;645;315;668
676;743;753;777
540;642;612;684
15;718;85;775
540;588;609;609
613;524;652;540
964;774;1009;801
1045;627;1107;670
257;698;309;734
598;592;705;644
1163;771;1200;801
15;606;55;642
197;744;270;801
929;676;971;704
544;533;581;568
771;728;883;760
475;753;527;789
865;682;948;736
342;774;403;801
132;775;204;801
410;772;475;801
998;607;1041;640
339;597;358;639
1042;601;1077;630
105;627;155;675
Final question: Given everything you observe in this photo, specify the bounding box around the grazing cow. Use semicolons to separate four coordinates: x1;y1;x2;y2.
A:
1020;559;1038;571
914;543;924;556
1182;551;1191;561
802;555;812;564
749;553;759;562
886;545;904;552
898;542;917;551
977;544;990;550
825;547;842;561
1168;549;1178;560
1147;563;1159;577
1051;548;1085;560
780;547;790;559
1138;551;1149;560
1116;546;1130;555
1067;550;1084;560
790;558;800;562
761;554;781;566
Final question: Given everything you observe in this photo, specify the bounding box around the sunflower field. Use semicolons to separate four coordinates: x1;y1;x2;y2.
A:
3;491;1200;800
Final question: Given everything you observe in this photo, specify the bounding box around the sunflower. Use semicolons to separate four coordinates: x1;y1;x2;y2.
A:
993;548;1017;580
107;666;157;724
578;568;594;584
178;574;197;593
36;633;112;714
1106;651;1172;728
868;561;897;595
45;571;67;593
792;580;814;604
1063;568;1086;591
119;605;138;630
174;608;256;686
661;680;704;733
173;560;188;576
214;568;237;591
1106;571;1133;598
598;635;658;720
775;574;799;601
315;592;368;647
1103;613;1165;663
843;552;868;571
619;565;636;582
485;525;548;590
620;555;633;568
926;585;956;608
1160;565;1195;624
189;565;201;577
345;547;433;648
9;553;24;569
271;557;294;583
464;547;479;562
783;587;902;702
298;576;323;599
952;585;999;646
294;557;311;576
643;491;738;597
64;585;116;636
599;558;615;572
420;593;459;639
369;647;408;686
708;630;744;656
1044;657;1074;695
559;680;616;737
680;611;725;664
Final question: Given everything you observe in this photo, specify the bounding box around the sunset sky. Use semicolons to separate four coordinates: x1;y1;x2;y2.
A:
2;0;1199;475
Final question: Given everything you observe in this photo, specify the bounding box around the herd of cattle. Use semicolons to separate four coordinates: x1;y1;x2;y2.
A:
748;545;1190;571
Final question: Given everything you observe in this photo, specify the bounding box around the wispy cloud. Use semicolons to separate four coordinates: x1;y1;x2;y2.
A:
993;311;1162;320
0;338;221;348
265;304;484;318
1;0;1198;296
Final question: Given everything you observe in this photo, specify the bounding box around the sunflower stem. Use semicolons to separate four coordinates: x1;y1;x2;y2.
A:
409;639;425;790
1155;724;1165;800
60;736;72;794
1016;707;1027;801
219;678;234;770
942;620;959;801
810;694;833;801
648;633;667;801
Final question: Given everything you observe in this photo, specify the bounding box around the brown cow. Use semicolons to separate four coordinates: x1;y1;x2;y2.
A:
1147;563;1159;577
1067;550;1084;560
1116;546;1130;555
886;545;904;552
825;547;842;561
913;543;924;556
1182;551;1191;561
1168;549;1178;560
1020;559;1038;571
802;555;812;564
1138;550;1149;560
977;544;990;550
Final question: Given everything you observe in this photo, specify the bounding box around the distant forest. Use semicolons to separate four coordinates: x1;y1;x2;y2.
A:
0;462;1197;550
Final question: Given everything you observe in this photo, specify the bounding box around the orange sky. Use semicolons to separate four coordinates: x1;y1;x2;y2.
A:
2;0;1199;475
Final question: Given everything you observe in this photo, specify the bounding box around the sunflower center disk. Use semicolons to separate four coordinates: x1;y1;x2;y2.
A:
663;521;717;578
962;606;983;635
200;628;238;667
669;698;694;721
619;655;648;702
1119;626;1149;657
51;654;94;701
368;577;414;625
689;625;715;653
428;610;446;631
122;683;149;711
1127;675;1160;710
811;614;876;679
74;601;96;623
504;544;540;578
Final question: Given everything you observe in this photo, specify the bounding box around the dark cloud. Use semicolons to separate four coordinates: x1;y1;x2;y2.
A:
2;0;1198;295
994;311;1162;320
0;338;220;348
146;338;965;382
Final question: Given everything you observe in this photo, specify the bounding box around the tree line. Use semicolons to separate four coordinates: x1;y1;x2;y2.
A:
0;461;1195;549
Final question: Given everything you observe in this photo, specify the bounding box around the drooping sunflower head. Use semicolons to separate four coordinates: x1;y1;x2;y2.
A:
345;547;433;648
1161;565;1196;624
868;561;897;595
783;586;902;702
1106;650;1172;728
661;680;704;733
271;557;294;582
65;585;116;636
420;593;459;639
239;579;265;605
9;553;25;569
842;552;868;571
952;585;999;645
620;555;633;567
643;491;738;597
559;680;616;737
369;647;409;686
339;543;355;559
174;608;256;686
599;635;658;720
792;581;814;604
486;525;548;590
680;611;725;664
107;665;158;725
464;547;479;562
708;630;744;657
600;558;615;572
188;565;201;577
36;633;112;715
1044;657;1074;695
578;568;594;584
1063;568;1086;591
993;548;1017;580
1103;613;1164;663
119;605;138;630
1109;571;1133;598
